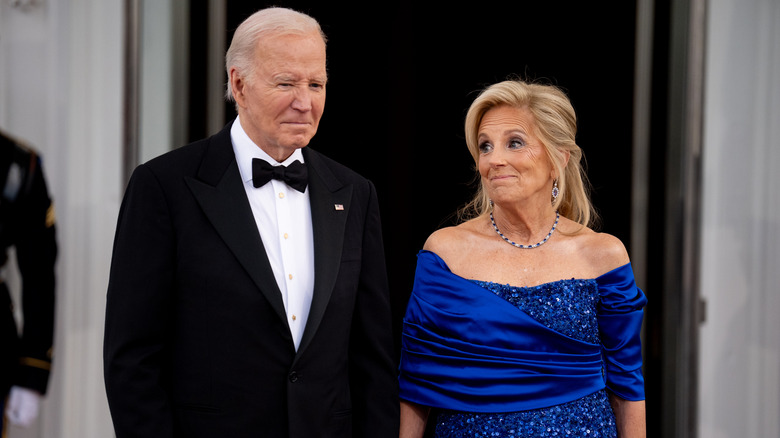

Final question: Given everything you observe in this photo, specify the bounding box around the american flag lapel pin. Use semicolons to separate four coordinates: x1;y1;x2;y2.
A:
334;204;344;211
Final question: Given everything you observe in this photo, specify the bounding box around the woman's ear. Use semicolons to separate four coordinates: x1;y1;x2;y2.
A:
562;150;571;168
552;150;571;179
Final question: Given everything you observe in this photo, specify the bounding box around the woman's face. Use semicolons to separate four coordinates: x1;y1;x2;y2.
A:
477;105;555;208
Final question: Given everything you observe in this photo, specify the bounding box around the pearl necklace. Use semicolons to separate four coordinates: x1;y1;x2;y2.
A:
490;210;560;249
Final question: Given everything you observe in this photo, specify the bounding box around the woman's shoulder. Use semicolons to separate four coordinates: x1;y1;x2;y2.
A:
423;224;469;252
572;229;631;275
557;216;630;274
423;220;484;261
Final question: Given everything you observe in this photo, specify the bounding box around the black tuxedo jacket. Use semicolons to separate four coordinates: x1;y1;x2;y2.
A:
104;123;399;437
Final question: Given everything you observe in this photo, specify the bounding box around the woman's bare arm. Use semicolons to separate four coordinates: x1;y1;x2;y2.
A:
400;400;430;438
609;394;646;438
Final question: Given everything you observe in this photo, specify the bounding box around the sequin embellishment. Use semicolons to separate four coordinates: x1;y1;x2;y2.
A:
473;279;600;344
433;279;617;438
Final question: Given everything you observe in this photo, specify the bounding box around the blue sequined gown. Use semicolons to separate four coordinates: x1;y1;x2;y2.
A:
398;251;647;438
434;280;616;437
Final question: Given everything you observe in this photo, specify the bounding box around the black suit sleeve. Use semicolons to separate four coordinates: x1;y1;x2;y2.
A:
104;164;175;437
348;180;400;437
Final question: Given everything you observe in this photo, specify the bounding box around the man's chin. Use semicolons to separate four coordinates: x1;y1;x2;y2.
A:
280;133;315;150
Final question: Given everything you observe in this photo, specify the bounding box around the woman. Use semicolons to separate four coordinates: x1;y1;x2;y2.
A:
398;80;647;437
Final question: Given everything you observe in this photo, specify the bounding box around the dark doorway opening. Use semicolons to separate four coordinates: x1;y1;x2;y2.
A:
188;2;666;436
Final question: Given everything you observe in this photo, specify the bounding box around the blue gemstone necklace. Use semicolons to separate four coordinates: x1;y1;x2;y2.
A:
489;210;560;249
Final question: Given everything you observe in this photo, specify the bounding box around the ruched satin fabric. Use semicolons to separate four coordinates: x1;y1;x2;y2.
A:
398;250;646;413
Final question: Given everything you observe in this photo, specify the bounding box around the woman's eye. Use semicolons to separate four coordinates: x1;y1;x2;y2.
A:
478;142;493;154
509;139;525;149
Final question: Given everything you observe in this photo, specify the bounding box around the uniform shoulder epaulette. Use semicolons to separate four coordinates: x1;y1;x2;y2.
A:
0;130;39;202
0;129;36;155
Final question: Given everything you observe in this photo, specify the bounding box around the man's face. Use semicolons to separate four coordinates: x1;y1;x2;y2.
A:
231;32;327;161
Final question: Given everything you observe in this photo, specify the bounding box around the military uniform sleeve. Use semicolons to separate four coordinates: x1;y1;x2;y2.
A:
12;151;57;394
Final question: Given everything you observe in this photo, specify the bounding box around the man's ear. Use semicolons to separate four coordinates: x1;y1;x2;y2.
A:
229;67;246;108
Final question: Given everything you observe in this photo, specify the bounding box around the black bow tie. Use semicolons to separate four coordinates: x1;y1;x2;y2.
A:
252;158;308;192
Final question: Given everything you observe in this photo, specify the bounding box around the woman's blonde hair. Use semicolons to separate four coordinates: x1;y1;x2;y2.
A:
461;80;597;229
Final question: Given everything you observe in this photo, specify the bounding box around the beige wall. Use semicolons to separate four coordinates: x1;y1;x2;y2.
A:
0;1;122;437
698;0;780;437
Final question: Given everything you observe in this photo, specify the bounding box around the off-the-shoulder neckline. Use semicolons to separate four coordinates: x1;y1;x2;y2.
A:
418;249;631;288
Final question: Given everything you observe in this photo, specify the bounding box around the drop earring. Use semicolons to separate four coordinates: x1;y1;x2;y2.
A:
551;179;559;201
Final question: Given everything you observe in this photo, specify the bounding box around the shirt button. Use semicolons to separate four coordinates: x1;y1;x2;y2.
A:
291;315;297;321
289;371;299;383
288;274;293;280
278;192;285;199
283;233;289;239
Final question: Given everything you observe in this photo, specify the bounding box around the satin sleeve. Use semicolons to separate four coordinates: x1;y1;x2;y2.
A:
399;251;606;413
596;264;647;401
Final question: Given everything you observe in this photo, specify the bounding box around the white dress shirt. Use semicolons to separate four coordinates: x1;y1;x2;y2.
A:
230;116;315;351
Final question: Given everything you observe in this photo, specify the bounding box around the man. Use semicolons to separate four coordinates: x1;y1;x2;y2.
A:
0;130;56;432
104;7;398;438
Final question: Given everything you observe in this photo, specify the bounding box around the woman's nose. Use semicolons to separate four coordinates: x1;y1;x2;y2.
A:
487;148;507;167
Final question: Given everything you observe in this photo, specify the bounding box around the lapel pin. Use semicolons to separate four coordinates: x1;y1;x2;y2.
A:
334;204;344;211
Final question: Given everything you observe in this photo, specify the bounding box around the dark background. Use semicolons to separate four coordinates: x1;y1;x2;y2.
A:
188;1;667;435
204;0;639;319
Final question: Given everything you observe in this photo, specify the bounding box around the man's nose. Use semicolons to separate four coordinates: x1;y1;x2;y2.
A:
291;88;313;111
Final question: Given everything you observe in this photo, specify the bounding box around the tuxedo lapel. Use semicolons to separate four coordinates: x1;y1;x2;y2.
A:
184;126;288;325
296;148;352;357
